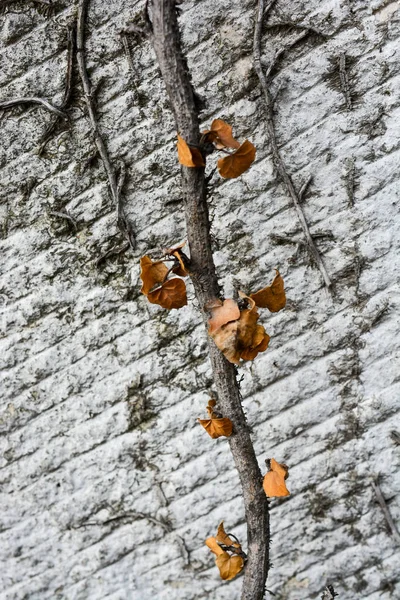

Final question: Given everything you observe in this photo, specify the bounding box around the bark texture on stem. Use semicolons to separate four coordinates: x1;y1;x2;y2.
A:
149;2;269;599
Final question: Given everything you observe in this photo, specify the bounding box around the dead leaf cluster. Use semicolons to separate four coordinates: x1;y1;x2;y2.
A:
140;242;190;309
205;522;245;580
177;119;256;179
207;270;286;364
198;399;233;438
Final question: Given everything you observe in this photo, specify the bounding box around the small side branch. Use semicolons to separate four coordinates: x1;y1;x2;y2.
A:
76;0;135;249
39;25;75;155
253;0;332;291
371;479;400;545
0;97;66;119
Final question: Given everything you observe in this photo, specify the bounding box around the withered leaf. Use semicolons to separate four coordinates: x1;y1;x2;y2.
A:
209;294;270;364
177;134;205;167
198;417;233;438
205;525;244;581
140;255;168;295
207;298;240;334
216;522;240;549
198;401;232;438
217;140;256;179
147;278;187;310
263;458;290;498
209;119;241;149
216;553;244;581
250;270;286;312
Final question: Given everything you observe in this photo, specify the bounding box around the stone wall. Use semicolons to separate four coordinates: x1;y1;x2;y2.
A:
1;0;399;599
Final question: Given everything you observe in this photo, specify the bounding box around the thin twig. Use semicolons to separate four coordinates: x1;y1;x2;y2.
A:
76;0;135;249
96;242;129;267
0;97;66;119
371;478;400;545
253;0;332;290
299;174;313;201
39;25;75;155
264;29;309;78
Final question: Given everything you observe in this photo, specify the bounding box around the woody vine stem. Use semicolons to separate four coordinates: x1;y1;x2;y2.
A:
149;1;270;598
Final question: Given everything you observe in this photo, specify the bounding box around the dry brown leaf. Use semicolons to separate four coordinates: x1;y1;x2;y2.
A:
208;298;240;334
177;134;205;167
216;553;244;580
147;278;187;310
198;417;233;438
140;255;169;295
209;294;270;363
210;320;241;364
210;119;241;149
198;401;233;438
205;526;244;581
240;324;270;361
216;522;240;549
263;458;290;498
236;294;270;362
205;536;225;556
250;270;286;312
217;140;256;179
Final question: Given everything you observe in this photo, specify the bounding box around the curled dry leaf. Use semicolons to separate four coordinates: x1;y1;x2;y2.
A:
209;294;270;364
263;458;290;498
163;241;190;277
140;255;168;295
250;270;286;312
198;399;233;439
216;553;244;581
217;139;256;179
204;119;241;150
205;524;244;581
216;522;240;549
147;278;187;310
207;298;240;334
177;134;205;167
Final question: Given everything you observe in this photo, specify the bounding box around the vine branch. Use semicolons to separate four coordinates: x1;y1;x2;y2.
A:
76;0;136;249
38;25;75;155
253;0;332;290
371;478;400;546
0;96;66;118
149;2;269;599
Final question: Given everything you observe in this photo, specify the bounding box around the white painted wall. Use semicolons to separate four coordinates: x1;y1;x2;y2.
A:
1;0;399;599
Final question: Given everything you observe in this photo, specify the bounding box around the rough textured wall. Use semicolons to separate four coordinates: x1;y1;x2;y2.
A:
1;0;399;599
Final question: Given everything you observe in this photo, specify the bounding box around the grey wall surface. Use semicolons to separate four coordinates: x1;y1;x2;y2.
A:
1;0;399;599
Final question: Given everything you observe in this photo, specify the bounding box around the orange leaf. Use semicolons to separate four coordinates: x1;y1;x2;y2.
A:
210;119;241;149
205;536;225;556
208;298;240;334
198;417;232;438
205;527;244;581
263;458;290;498
216;553;244;580
140;255;169;295
250;270;286;312
216;522;240;549
236;294;270;361
147;278;187;310
217;140;256;179
177;134;205;167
